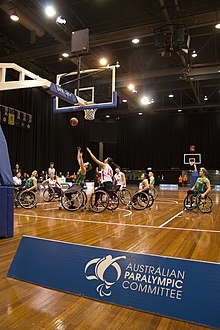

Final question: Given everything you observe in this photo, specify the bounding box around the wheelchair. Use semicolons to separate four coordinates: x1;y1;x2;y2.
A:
14;187;37;209
117;187;132;205
90;188;119;213
130;191;154;210
183;192;213;213
149;187;158;200
43;186;62;202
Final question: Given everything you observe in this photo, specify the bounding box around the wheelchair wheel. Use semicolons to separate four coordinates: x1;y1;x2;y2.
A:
119;188;132;205
107;191;119;211
82;190;88;206
90;190;109;213
196;194;213;213
183;194;196;210
147;193;154;208
150;187;158;199
131;192;149;210
61;190;84;211
18;191;37;209
43;187;55;202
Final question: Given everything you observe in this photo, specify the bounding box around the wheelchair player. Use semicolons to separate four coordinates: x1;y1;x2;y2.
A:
184;168;211;210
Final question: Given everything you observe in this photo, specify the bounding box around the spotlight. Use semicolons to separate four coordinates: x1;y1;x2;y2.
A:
169;94;174;98
215;23;220;29
128;83;135;91
192;50;197;58
140;96;150;105
45;6;56;17
122;99;127;103
178;109;182;112
138;112;143;115
132;38;139;44
204;95;208;101
106;115;110;118
99;57;108;66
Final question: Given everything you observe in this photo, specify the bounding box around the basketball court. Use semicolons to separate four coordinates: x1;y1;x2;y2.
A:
1;185;220;329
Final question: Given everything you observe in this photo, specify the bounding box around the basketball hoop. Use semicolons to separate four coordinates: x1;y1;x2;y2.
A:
84;108;97;120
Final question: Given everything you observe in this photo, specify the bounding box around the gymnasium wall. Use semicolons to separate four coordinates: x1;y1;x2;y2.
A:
1;88;220;175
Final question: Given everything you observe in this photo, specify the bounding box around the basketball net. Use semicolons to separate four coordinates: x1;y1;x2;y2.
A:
84;108;97;120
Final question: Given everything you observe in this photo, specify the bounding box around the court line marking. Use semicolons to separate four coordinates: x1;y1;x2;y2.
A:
14;213;220;233
159;211;183;227
117;208;132;217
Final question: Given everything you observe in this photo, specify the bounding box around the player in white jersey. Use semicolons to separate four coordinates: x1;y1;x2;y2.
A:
42;173;62;197
86;147;114;192
113;167;126;192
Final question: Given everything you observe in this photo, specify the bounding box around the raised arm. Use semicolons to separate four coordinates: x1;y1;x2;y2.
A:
86;147;105;168
77;147;86;176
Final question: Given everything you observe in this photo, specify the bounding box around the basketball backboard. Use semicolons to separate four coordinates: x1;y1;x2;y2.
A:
184;153;201;164
52;65;117;113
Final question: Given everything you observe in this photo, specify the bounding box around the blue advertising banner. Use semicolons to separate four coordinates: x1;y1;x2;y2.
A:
8;236;220;328
49;83;78;104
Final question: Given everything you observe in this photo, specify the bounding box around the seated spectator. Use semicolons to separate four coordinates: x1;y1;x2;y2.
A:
13;172;22;186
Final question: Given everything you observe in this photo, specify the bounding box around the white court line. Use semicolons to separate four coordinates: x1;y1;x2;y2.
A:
117;208;132;217
159;210;183;228
14;213;220;233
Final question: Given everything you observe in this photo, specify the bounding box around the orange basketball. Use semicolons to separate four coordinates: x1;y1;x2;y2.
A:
70;117;78;126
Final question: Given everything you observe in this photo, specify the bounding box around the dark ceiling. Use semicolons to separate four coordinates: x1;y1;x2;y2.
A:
1;0;220;117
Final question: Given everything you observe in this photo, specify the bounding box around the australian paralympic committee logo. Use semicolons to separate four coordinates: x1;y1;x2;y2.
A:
84;255;126;297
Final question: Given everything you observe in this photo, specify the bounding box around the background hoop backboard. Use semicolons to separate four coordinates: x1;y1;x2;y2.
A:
184;153;201;164
53;66;117;113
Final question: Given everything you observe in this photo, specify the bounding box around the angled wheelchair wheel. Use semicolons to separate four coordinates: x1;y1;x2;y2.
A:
61;190;84;211
147;193;154;208
90;190;109;213
131;192;149;210
196;194;213;213
119;188;132;205
43;187;55;202
150;187;158;200
18;191;37;209
107;191;119;211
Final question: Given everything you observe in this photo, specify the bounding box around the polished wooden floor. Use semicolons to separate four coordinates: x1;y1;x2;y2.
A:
1;186;220;330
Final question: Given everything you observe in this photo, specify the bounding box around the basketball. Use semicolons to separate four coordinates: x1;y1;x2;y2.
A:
70;117;78;126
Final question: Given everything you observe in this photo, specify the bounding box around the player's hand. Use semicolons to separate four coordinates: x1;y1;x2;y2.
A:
86;147;91;153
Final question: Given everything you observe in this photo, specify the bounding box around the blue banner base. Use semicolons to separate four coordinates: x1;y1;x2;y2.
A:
7;236;220;329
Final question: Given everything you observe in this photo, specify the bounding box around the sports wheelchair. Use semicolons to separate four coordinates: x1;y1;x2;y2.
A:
183;192;213;213
61;185;119;213
130;191;155;210
14;187;37;209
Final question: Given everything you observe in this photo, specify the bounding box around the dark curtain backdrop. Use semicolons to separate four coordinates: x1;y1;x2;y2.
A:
1;88;220;176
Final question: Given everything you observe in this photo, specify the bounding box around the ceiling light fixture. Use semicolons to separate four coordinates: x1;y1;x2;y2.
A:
56;16;66;24
99;57;108;66
132;38;139;44
178;109;182;112
62;52;69;58
122;99;127;103
169;94;174;98
45;6;56;17
115;61;120;68
140;96;150;105
128;83;135;91
204;95;208;101
138;112;143;115
106;115;110;118
192;50;198;58
10;10;19;21
215;23;220;29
